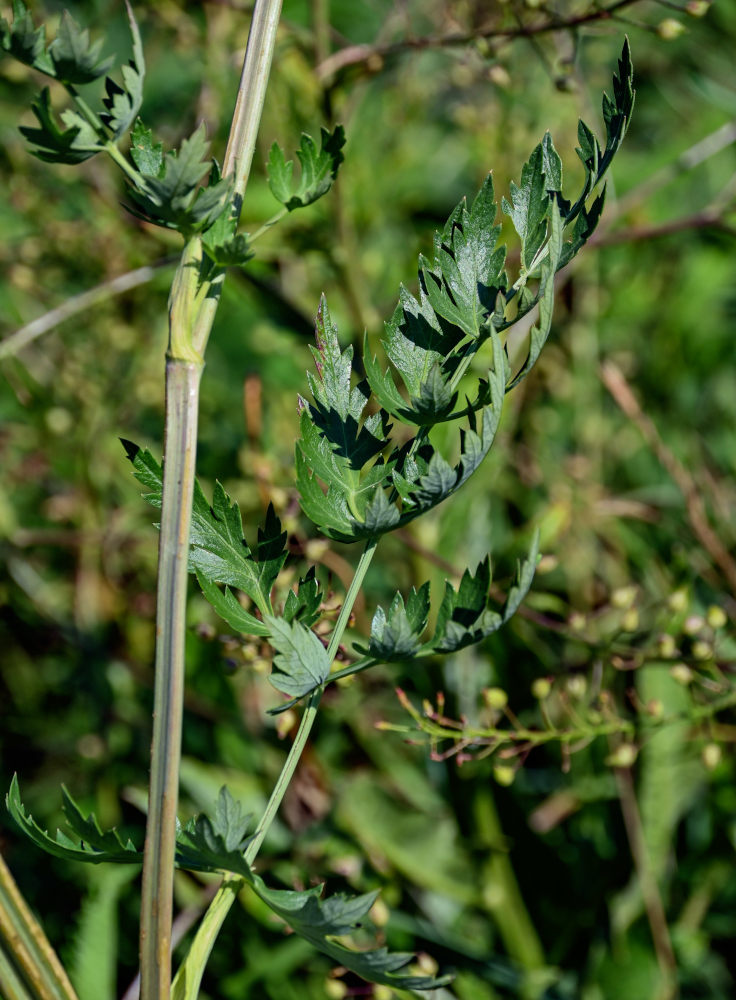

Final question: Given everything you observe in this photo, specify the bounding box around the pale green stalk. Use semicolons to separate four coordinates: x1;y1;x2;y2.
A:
0;855;79;1000
171;539;378;1000
138;2;283;997
0;946;33;1000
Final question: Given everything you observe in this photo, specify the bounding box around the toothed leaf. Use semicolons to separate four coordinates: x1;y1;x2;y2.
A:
268;125;345;210
265;615;331;697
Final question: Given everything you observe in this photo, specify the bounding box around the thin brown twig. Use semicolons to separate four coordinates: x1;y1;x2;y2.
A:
593;210;736;245
0;257;177;361
600;360;736;596
613;762;678;1000
316;0;645;79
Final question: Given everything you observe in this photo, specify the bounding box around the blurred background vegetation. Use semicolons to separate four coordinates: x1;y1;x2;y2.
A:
1;1;736;998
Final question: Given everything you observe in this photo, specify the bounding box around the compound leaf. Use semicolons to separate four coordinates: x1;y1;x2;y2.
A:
176;786;254;878
421;173;506;339
283;567;323;628
265;615;331;697
7;775;141;865
502;142;549;271
47;9;113;85
126;124;232;234
20;87;101;163
251;877;452;991
124;441;284;615
268;125;345;210
0;0;54;75
99;0;144;139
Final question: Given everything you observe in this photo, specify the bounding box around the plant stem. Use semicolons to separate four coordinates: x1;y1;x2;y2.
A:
139;358;202;1000
191;0;283;358
138;4;284;996
104;140;143;185
0;853;79;1000
171;537;378;999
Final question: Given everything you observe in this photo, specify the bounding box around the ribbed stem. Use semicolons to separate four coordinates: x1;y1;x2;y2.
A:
139;2;283;996
139;359;202;1000
0;854;79;1000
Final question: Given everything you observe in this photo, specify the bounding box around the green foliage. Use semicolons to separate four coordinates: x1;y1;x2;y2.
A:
264;616;331;697
0;1;111;82
19;87;99;164
6;775;141;865
4;1;145;165
9;780;447;992
129;118;163;175
45;9;112;85
124;124;232;234
123;440;286;618
0;0;53;75
99;1;144;140
268;126;346;211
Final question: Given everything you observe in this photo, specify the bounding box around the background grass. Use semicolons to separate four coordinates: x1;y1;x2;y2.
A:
1;1;736;998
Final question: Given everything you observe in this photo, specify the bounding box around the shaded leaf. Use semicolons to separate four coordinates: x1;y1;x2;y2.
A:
47;9;113;85
123;441;285;615
99;0;144;139
176;786;254;878
6;775;141;865
251;876;452;991
20;87;101;163
0;0;54;75
362;583;430;661
502;143;549;270
125;124;232;234
283;568;323;628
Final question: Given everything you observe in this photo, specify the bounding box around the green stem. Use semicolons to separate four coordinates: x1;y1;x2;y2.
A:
192;0;283;358
138;4;283;993
104;140;143;185
65;88;103;133
249;207;288;242
0;946;33;1000
0;854;79;1000
171;538;378;999
139;359;203;1000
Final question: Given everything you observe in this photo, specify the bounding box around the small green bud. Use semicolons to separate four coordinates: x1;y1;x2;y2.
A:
670;663;694;685
374;986;394;1000
566;674;587;699
370;898;390;928
692;640;712;661
658;17;685;39
493;764;516;786
621;608;639;632
612;585;637;608
706;605;727;629
325;980;348;999
536;554;558;574
702;743;722;770
645;698;664;719
414;953;439;976
484;687;508;709
606;743;638;768
668;588;689;613
685;0;710;14
683;615;705;635
657;634;677;658
569;611;586;632
532;677;552;699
